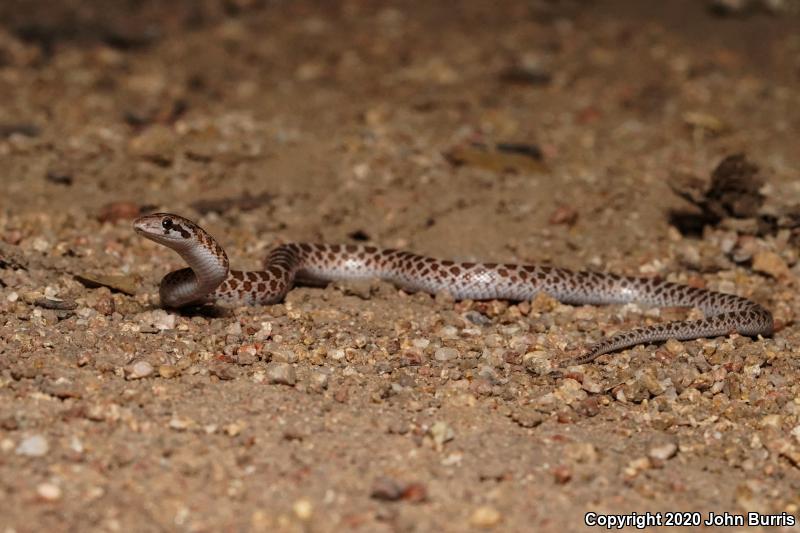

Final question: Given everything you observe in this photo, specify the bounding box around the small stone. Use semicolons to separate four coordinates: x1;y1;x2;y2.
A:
752;251;791;279
309;370;329;391
760;414;783;429
682;111;728;135
370;477;403;501
565;442;599;463
648;442;678;462
292;498;313;520
266;362;296;385
36;482;62;501
791;425;800;444
235;344;259;365
224;421;245;437
126;360;154;379
169;417;196;431
523;351;552;376
158;364;178;378
253;321;273;341
434;347;459;361
548;204;578;226
551;465;572;484
16;435;49;457
623;457;651;478
427;421;454;451
401;482;428;503
225;322;243;336
438;326;458;339
326;348;346;361
412;338;431;349
664;338;685;355
470;506;502;528
509;409;545;428
554;378;588;405
269;346;298;363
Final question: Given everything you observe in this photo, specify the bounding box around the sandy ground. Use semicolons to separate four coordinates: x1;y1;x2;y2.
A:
1;1;800;531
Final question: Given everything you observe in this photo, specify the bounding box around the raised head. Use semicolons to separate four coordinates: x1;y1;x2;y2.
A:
133;213;203;250
133;212;230;307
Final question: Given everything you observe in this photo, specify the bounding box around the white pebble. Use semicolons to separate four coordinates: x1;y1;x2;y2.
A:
37;482;62;501
126;361;154;379
16;435;49;457
648;442;678;461
293;498;313;520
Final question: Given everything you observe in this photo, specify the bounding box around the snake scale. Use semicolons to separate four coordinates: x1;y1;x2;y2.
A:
133;213;773;365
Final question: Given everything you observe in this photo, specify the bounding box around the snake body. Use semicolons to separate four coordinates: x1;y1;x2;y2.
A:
133;213;773;364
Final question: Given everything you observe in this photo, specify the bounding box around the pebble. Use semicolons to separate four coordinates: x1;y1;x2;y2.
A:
412;338;430;349
36;482;62;501
309;370;329;390
470;506;502;528
551;465;572;484
16;435;49;457
326;348;346;361
438;326;458;339
235;344;259;365
138;310;176;331
664;338;685;355
158;364;178;378
253;321;273;341
401;482;428;503
428;421;454;450
126;361;154;379
266;362;296;385
292;498;313;520
554;379;587;405
523;351;552;376
370;476;403;501
434;347;459;361
752;250;791;279
269;346;298;363
648;442;678;462
225;322;243;336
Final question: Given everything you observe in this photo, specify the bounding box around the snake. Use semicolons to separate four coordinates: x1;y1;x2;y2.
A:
133;213;773;365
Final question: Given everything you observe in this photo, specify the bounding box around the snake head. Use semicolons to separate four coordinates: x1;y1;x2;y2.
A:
133;213;199;249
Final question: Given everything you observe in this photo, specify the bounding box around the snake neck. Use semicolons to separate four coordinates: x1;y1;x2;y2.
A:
159;241;230;307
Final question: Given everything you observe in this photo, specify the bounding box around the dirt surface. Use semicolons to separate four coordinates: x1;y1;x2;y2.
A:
1;1;800;531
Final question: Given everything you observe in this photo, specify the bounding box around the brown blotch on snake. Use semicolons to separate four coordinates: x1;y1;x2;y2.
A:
133;213;773;366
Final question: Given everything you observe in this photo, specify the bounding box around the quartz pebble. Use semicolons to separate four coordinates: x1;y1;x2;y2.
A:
649;442;678;462
126;361;154;379
36;482;62;501
16;435;49;457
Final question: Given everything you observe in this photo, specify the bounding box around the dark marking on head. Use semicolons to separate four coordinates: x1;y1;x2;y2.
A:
169;223;191;239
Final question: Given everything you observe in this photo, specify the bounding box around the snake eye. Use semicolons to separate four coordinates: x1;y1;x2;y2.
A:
162;218;173;230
